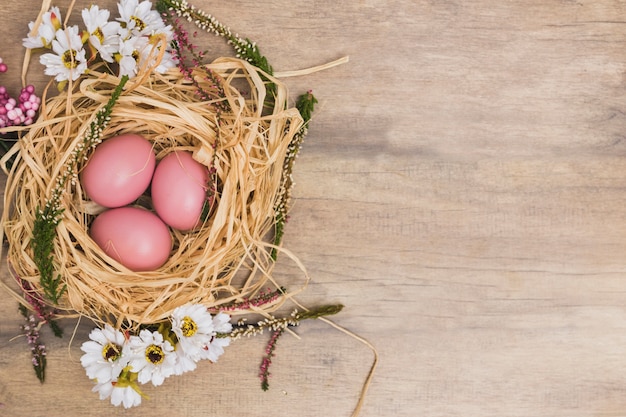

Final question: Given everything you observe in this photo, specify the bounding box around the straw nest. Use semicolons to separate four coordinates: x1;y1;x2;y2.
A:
2;57;305;328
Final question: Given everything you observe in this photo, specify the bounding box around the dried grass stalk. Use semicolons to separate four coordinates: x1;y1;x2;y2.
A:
2;57;305;328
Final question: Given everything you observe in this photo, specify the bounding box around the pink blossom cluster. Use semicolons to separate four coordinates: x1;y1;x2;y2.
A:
214;287;285;312
0;58;40;129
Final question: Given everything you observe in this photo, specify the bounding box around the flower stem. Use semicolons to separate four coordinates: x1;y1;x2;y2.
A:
18;304;47;383
271;91;318;260
259;327;285;391
31;75;128;305
222;304;344;340
210;287;286;313
157;0;274;76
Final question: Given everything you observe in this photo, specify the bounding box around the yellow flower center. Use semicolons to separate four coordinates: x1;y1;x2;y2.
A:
102;343;122;362
93;27;105;44
62;50;79;69
145;344;164;365
181;316;198;337
130;16;146;32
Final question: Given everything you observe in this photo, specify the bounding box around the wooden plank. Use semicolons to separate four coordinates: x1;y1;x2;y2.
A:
2;1;626;416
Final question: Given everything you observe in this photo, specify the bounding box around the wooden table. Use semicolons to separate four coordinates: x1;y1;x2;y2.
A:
2;1;626;416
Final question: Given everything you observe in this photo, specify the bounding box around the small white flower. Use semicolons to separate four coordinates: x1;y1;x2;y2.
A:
213;312;233;334
115;34;142;77
171;306;232;364
117;0;172;38
171;344;198;376
127;329;176;386
170;303;215;361
204;336;230;363
110;384;142;408
82;5;121;63
132;35;177;75
202;312;232;363
39;26;88;81
92;376;143;408
23;6;62;49
150;47;177;74
80;324;130;384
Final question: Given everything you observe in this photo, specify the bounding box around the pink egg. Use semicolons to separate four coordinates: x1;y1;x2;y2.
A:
151;151;209;231
81;134;156;208
90;206;172;271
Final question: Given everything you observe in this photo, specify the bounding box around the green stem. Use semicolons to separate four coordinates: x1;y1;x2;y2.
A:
218;304;344;340
31;75;129;305
271;91;318;260
157;0;276;98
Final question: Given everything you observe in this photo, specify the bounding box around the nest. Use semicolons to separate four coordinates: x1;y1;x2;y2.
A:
1;57;305;328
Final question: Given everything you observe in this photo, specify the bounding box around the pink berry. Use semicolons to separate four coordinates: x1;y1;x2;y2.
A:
0;74;40;127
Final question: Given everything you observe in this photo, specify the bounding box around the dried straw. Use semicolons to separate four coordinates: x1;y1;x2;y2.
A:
2;57;305;328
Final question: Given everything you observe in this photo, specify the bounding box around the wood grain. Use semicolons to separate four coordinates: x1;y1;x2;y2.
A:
2;1;626;416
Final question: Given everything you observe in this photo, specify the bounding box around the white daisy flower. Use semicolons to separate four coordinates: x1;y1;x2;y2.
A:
147;47;177;74
204;336;230;363
127;329;176;386
92;371;143;409
23;6;62;49
171;306;232;364
115;34;142;77
39;26;88;82
170;303;215;362
82;5;121;63
213;312;233;334
202;312;232;363
171;343;198;376
117;0;172;38
80;324;131;384
130;30;177;75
